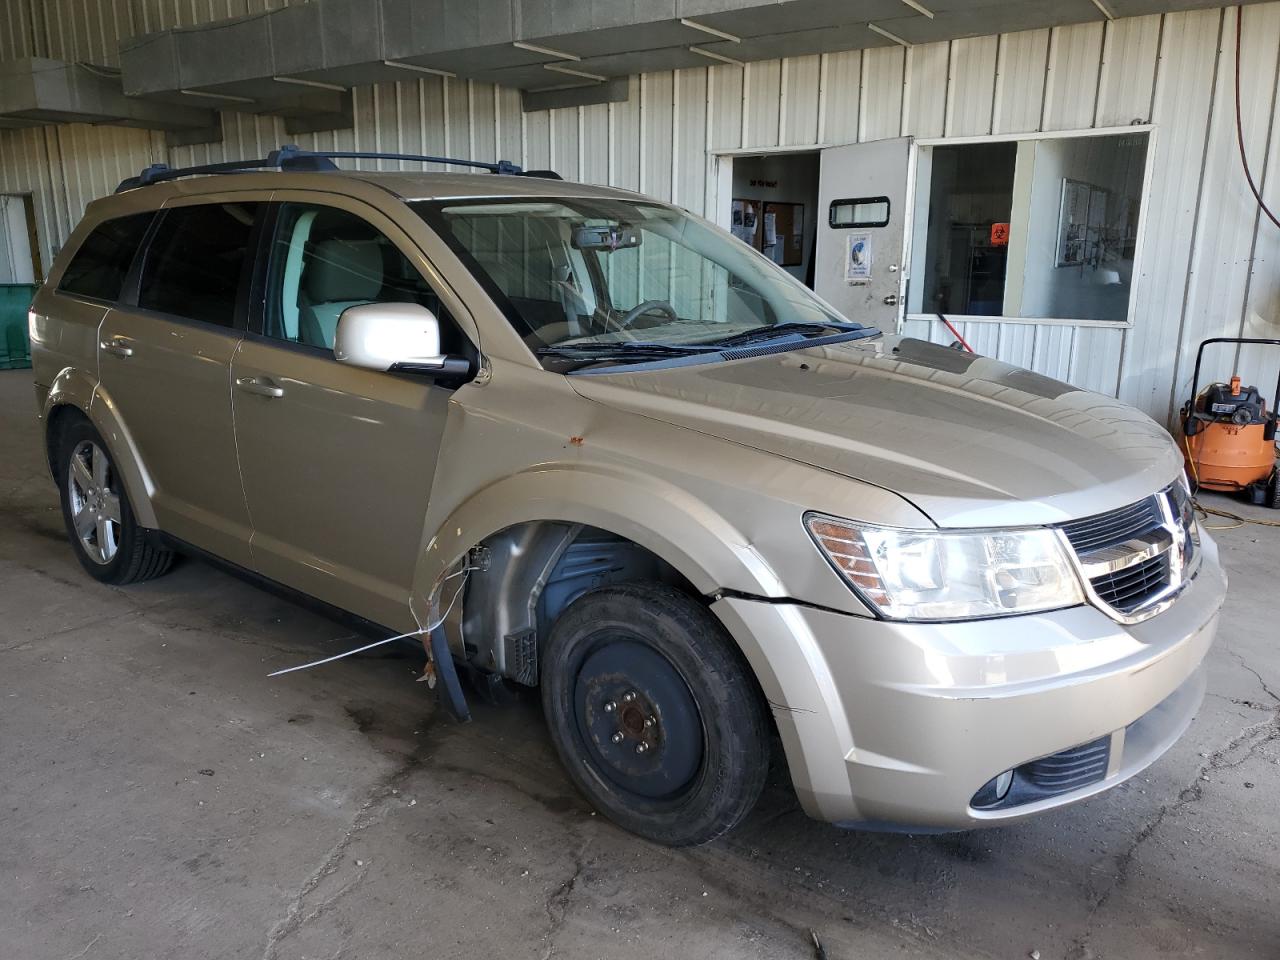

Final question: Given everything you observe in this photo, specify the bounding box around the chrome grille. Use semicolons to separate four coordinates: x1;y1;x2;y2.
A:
1059;485;1199;624
1090;553;1171;614
1061;498;1162;553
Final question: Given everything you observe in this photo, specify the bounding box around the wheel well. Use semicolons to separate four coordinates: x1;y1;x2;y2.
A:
44;404;88;478
456;523;781;782
456;522;699;685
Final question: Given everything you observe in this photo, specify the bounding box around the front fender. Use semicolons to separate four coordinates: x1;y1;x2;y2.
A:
408;461;785;625
43;368;159;530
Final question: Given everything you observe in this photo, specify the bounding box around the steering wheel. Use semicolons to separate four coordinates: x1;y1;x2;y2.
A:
617;299;678;331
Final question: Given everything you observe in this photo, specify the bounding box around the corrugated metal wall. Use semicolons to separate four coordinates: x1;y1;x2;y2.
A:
3;0;1280;425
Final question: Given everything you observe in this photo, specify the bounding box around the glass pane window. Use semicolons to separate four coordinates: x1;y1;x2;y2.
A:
914;142;1017;317
263;203;459;353
908;132;1149;323
58;212;155;303
1013;134;1149;322
829;197;889;229
138;203;259;326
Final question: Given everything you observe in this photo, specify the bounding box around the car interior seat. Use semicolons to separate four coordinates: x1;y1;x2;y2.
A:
298;238;384;348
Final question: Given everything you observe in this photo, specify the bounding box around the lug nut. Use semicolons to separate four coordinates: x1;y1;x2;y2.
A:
603;700;616;713
644;716;656;729
611;732;624;744
635;742;649;755
622;691;637;703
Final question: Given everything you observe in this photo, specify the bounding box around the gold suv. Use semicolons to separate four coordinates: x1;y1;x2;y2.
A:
29;147;1226;846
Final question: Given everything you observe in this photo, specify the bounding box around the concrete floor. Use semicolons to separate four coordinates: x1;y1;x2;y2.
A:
2;367;1278;960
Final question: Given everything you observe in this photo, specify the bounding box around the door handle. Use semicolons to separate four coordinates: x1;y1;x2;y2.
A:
100;337;134;358
882;294;900;307
235;376;285;399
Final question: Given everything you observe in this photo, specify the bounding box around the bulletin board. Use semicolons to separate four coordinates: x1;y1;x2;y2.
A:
763;202;805;267
731;199;759;246
732;199;805;267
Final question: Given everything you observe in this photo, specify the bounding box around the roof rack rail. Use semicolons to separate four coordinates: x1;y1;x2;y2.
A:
115;145;543;193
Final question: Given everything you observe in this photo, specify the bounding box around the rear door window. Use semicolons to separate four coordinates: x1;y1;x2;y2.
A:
138;202;260;327
58;212;155;303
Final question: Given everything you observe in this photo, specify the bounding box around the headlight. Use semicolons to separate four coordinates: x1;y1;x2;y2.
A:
805;513;1085;621
1173;472;1201;547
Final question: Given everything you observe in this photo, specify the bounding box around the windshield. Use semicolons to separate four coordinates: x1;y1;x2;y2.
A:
414;197;871;366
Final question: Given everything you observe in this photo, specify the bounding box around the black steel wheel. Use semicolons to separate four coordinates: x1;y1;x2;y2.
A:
541;582;769;846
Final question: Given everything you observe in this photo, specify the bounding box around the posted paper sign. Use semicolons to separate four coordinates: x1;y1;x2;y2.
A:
845;233;872;281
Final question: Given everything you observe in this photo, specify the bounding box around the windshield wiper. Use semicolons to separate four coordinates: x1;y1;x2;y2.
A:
538;341;721;359
707;320;871;349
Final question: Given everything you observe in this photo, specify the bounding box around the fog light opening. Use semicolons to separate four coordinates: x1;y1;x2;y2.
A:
970;768;1016;809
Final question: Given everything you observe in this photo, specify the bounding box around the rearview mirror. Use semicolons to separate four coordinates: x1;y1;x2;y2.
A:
572;224;641;251
334;302;446;372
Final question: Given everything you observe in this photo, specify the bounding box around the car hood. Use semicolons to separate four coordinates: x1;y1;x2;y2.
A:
567;335;1184;528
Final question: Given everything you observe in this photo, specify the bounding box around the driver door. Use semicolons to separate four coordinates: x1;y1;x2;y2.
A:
230;196;474;630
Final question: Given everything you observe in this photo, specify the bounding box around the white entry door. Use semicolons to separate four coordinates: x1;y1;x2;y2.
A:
813;137;911;330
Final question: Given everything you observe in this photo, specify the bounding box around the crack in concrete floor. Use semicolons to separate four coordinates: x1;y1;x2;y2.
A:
1072;669;1280;956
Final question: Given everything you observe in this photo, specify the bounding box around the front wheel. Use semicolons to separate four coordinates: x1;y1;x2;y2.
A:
540;582;769;846
56;418;174;585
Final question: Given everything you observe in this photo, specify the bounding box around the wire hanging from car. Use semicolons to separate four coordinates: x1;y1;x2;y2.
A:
267;565;471;677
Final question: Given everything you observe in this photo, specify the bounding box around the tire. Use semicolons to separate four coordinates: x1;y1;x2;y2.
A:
56;418;174;585
1269;468;1280;510
540;582;769;846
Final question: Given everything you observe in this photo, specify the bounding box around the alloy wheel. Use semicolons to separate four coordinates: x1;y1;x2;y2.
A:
66;440;121;565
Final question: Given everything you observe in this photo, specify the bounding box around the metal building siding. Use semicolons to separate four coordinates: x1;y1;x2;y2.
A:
859;46;905;142
674;67;709;214
1094;14;1161;128
1041;22;1105;131
708;64;744;152
744;59;783;150
945;35;999;137
1173;3;1280;418
1117;8;1223;418
3;2;1280;424
820;50;862;145
0;1;33;60
991;29;1050;136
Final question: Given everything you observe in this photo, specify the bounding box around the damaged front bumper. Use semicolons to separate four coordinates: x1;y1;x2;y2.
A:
712;536;1227;830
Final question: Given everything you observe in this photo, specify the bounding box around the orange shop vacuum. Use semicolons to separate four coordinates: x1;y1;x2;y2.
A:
1179;336;1280;508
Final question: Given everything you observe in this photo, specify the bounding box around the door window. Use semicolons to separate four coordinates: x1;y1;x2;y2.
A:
138;203;259;326
58;212;155;303
829;197;890;229
263;203;461;353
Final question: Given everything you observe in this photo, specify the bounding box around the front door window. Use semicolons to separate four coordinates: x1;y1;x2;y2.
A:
263;203;461;353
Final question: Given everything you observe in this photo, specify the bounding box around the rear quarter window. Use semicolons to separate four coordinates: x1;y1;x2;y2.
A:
57;212;156;303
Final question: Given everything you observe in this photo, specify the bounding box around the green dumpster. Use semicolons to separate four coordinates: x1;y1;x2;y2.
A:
0;283;36;370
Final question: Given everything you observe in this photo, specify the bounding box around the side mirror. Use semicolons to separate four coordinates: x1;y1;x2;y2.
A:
335;302;467;376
